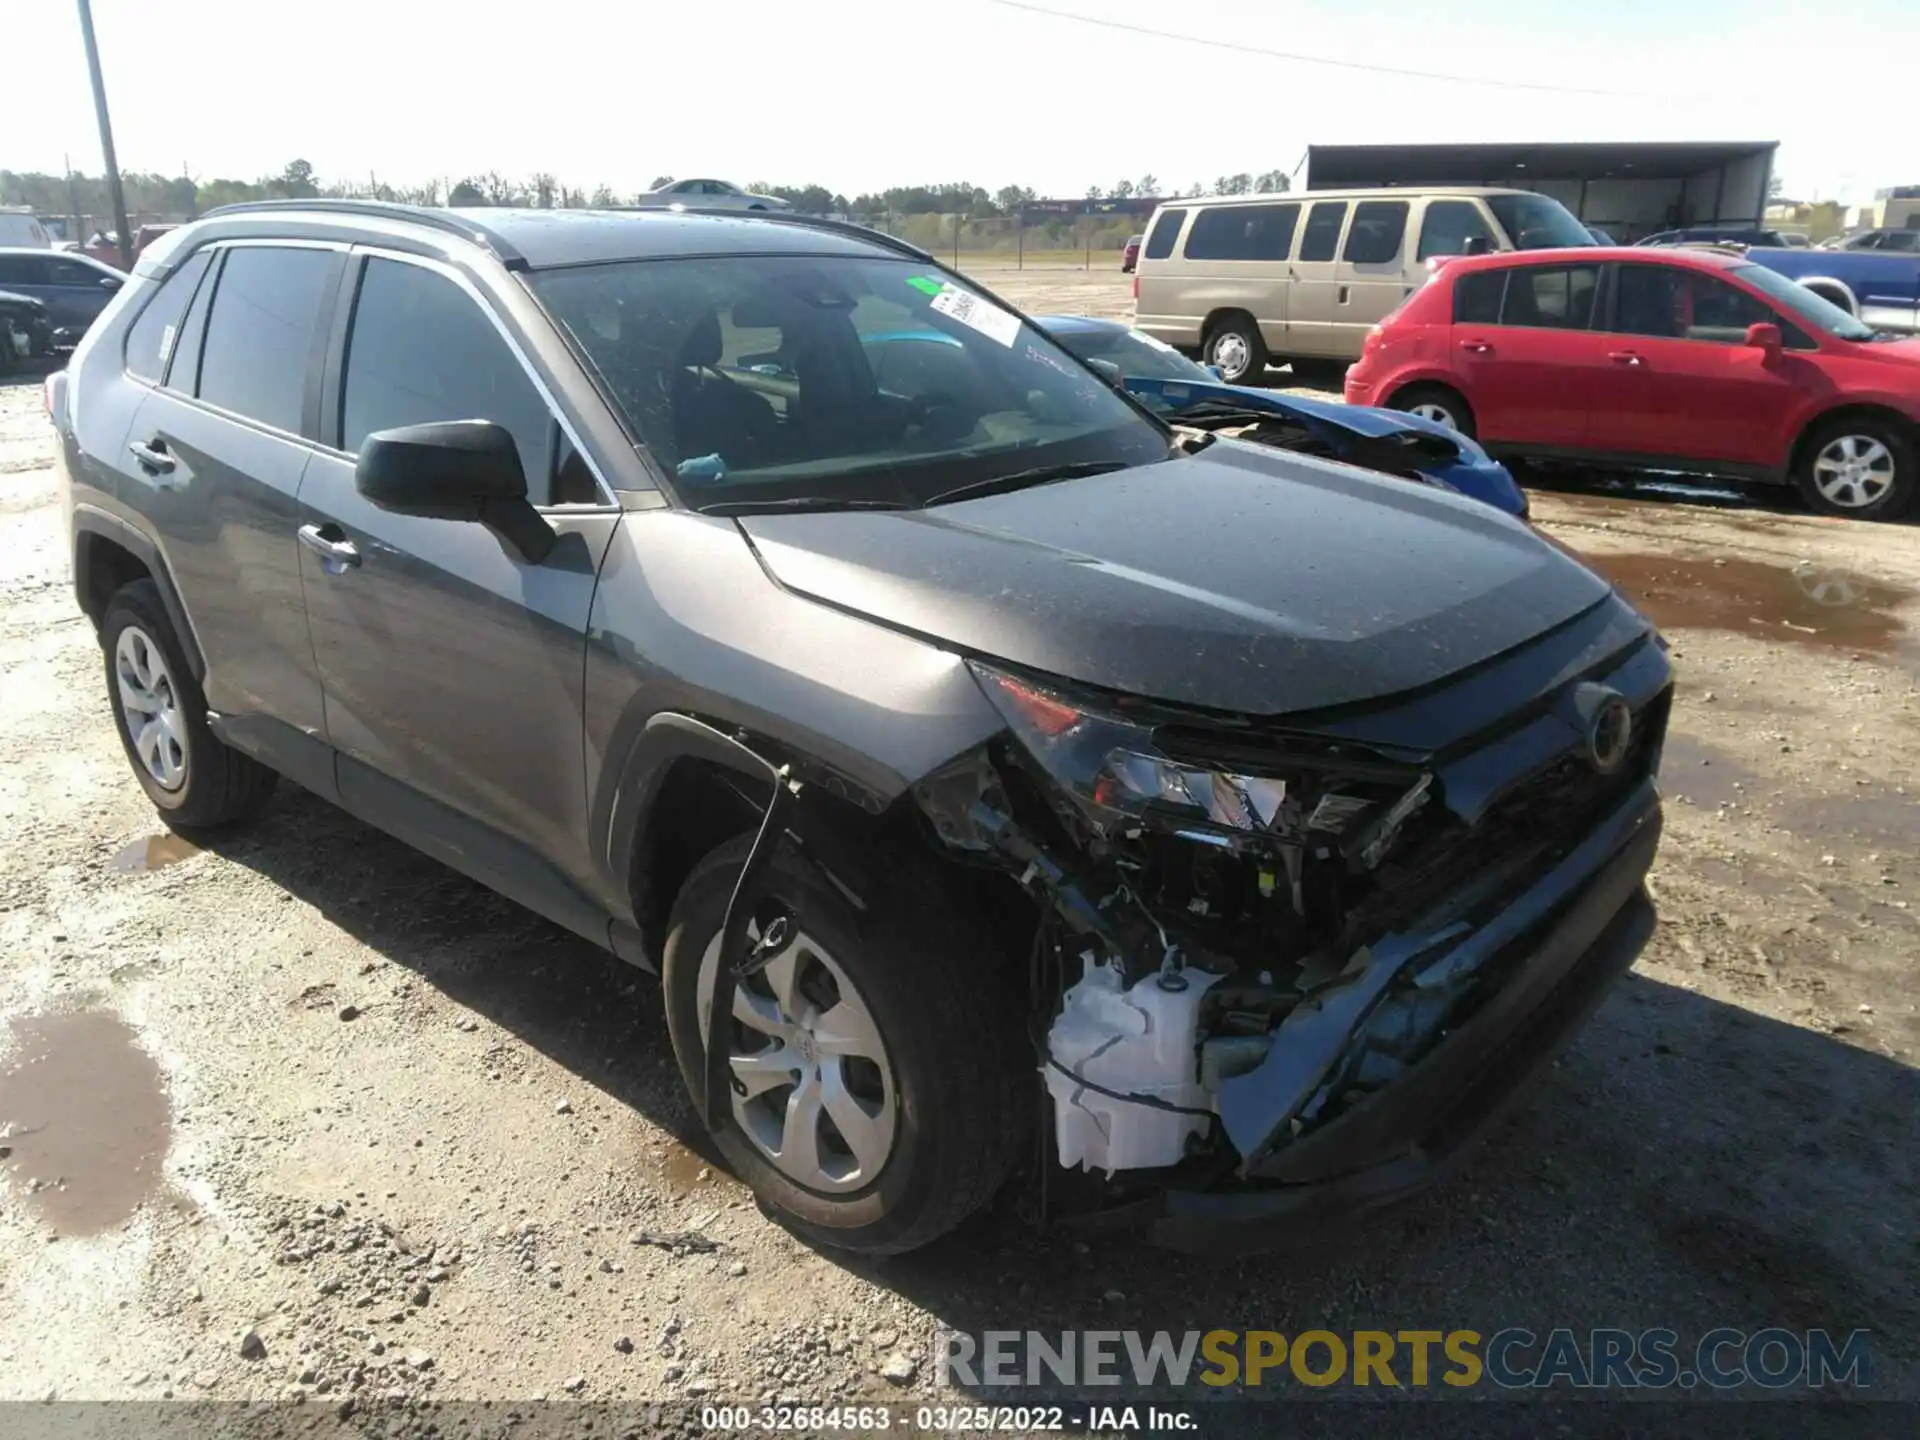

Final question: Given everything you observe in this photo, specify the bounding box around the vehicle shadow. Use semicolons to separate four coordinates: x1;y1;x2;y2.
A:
204;786;1917;1410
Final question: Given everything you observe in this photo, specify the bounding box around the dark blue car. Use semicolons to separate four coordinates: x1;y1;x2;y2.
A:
1032;314;1529;517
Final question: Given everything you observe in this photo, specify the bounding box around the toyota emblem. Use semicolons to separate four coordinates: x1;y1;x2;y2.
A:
1586;696;1633;774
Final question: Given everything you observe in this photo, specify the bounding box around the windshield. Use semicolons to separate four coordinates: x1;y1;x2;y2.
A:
1485;193;1596;251
1048;324;1212;384
1731;262;1877;341
530;255;1167;509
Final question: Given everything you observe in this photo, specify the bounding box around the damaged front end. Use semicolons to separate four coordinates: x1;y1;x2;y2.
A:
915;647;1668;1246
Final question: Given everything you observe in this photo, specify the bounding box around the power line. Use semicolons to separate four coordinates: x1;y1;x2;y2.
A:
985;0;1675;99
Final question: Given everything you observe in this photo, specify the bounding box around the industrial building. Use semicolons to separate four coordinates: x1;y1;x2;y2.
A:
1304;141;1778;244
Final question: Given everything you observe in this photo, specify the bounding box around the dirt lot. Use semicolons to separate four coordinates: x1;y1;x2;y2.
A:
1;270;1916;1426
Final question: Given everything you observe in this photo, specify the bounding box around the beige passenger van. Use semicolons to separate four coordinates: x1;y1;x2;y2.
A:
1133;187;1597;381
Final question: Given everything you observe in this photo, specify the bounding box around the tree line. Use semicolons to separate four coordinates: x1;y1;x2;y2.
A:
1;160;1292;227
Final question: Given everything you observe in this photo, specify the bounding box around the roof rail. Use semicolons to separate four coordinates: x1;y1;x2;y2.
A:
197;199;527;267
606;205;936;263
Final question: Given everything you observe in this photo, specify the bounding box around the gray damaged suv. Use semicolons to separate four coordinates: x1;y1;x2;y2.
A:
51;202;1668;1255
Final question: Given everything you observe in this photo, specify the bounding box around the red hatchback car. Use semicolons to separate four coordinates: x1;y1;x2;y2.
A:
1345;246;1920;520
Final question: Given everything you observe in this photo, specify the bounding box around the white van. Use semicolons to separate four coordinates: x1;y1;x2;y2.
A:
0;208;54;249
1133;187;1596;380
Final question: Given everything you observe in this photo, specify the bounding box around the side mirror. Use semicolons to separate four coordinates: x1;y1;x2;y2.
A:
99;276;122;290
1745;322;1783;355
1463;236;1493;256
354;420;555;562
1205;363;1225;380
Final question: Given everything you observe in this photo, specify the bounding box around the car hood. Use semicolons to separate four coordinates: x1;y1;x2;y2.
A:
738;441;1611;716
1127;374;1463;446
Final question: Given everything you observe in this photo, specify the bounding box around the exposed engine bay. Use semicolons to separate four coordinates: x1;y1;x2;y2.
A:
913;661;1656;1185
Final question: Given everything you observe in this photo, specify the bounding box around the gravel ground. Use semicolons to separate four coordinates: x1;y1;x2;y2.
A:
1;274;1915;1432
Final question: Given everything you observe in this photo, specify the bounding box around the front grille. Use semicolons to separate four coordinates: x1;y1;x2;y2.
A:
1366;688;1668;930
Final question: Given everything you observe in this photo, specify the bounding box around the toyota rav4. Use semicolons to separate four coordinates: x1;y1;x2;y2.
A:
49;202;1667;1255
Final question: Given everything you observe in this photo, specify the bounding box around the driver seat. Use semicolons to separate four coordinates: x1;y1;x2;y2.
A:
670;312;780;466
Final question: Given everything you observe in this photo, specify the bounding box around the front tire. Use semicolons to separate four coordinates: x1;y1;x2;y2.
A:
1794;415;1914;521
101;579;278;828
662;834;1024;1255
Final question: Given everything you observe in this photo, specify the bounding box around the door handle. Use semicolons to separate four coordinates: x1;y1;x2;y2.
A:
128;438;174;474
297;522;361;569
1337;285;1350;305
1608;351;1644;366
1458;339;1492;354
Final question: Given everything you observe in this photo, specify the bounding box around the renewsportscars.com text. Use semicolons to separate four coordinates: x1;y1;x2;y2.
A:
935;1327;1871;1391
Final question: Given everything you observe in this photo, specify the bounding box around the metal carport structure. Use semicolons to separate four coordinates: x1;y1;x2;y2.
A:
1304;142;1779;243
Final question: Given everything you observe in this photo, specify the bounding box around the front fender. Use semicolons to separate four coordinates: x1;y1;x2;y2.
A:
581;509;1008;935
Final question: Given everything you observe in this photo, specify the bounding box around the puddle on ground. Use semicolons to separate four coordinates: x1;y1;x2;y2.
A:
1541;476;1766;513
110;832;201;873
0;1010;172;1235
1581;552;1915;661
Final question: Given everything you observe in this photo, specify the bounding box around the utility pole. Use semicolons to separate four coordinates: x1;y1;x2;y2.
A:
77;0;133;268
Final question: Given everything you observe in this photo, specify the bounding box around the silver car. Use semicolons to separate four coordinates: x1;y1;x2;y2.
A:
633;178;791;212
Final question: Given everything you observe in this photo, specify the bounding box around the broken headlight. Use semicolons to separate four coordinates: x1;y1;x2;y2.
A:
969;662;1301;841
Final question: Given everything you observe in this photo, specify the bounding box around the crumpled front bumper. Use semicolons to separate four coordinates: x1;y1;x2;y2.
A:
1148;780;1662;1254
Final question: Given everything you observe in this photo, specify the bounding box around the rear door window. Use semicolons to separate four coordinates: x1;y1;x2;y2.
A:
1498;264;1600;329
1183;203;1299;261
46;256;107;287
340;257;560;502
195;245;338;434
1142;208;1187;260
1453;268;1508;324
0;254;46;287
1418;200;1497;260
124;249;214;384
1299;202;1348;262
1342;201;1408;265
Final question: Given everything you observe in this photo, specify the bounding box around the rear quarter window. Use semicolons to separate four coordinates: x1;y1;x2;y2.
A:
1452;268;1507;324
123;250;215;384
1142;208;1187;261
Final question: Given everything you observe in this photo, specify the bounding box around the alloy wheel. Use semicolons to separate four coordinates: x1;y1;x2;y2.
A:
696;922;898;1194
1409;401;1460;431
1812;434;1895;510
115;626;187;791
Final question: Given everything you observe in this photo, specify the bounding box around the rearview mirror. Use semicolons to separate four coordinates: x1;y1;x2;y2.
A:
355;420;555;562
1745;322;1783;355
1086;357;1125;388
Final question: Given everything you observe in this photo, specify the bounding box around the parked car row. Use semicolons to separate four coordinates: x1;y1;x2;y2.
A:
48;199;1668;1256
1346;245;1920;521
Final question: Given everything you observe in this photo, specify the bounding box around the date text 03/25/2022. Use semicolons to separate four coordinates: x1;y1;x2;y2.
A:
700;1405;1195;1432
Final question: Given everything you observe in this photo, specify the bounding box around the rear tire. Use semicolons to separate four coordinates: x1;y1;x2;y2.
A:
101;579;278;829
1389;383;1477;440
661;834;1026;1255
1203;314;1267;385
1794;415;1915;521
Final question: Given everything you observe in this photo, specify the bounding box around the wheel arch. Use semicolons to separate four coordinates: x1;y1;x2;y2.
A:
1793;275;1858;315
599;712;917;967
1788;402;1919;477
72;506;206;679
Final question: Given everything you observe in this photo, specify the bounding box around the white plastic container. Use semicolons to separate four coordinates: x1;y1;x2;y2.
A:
1044;959;1220;1176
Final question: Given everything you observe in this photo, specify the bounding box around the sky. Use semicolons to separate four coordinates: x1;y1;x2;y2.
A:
8;0;1911;203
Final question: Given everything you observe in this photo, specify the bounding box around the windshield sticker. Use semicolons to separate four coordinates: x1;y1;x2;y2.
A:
929;282;1021;347
906;275;945;296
